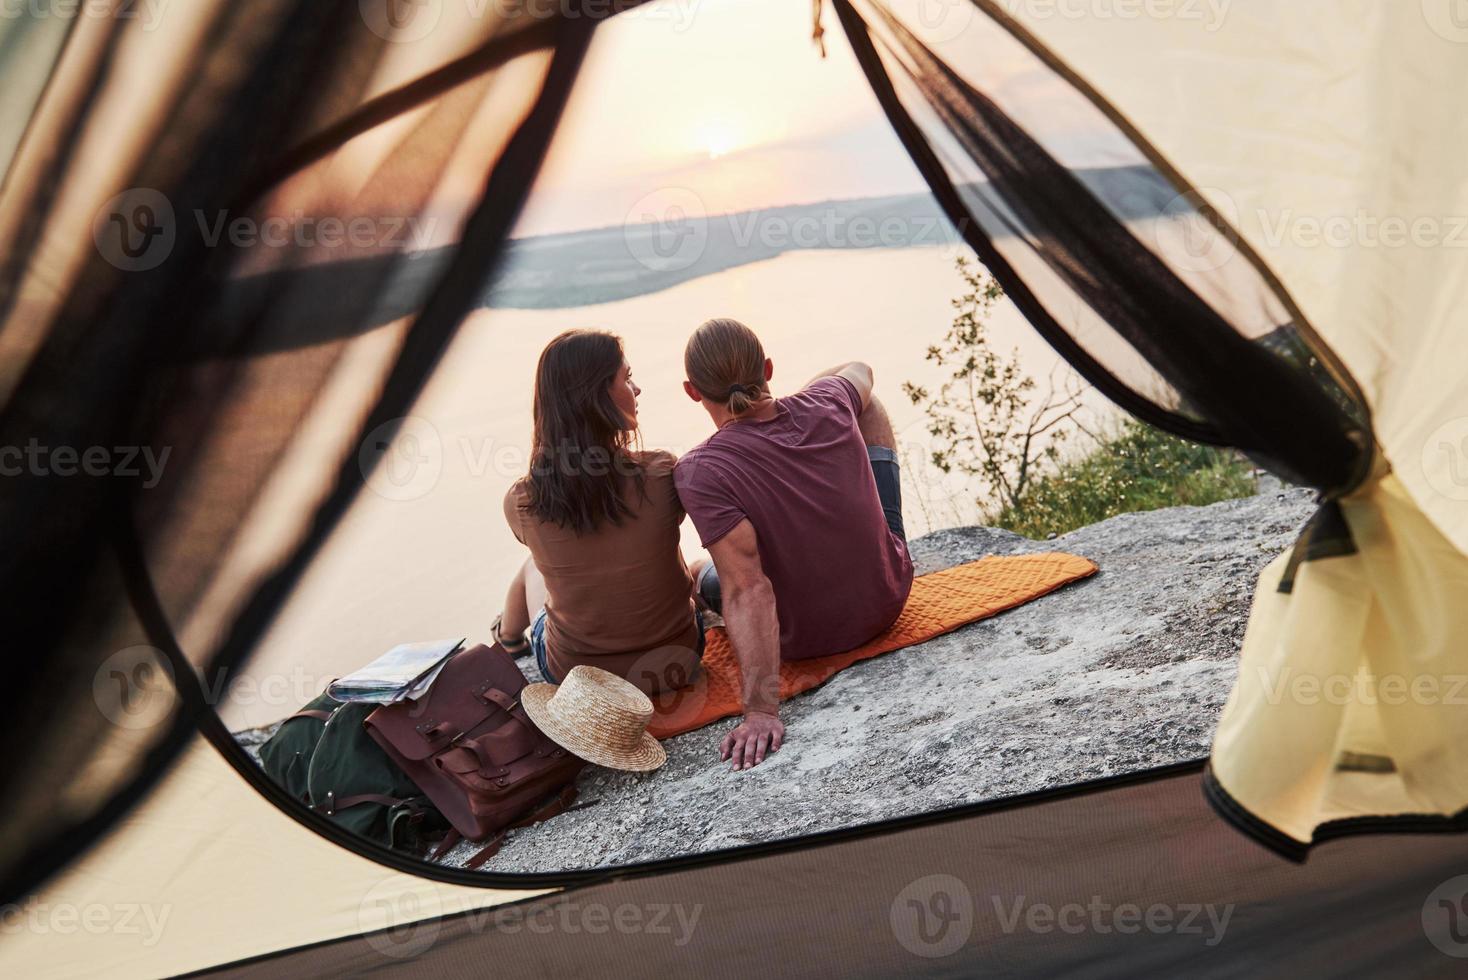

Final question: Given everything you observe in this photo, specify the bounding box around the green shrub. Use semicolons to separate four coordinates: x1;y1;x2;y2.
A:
905;256;1258;539
902;256;1088;519
990;420;1257;539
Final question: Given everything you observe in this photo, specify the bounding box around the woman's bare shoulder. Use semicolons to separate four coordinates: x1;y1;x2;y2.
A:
632;448;679;476
503;477;533;516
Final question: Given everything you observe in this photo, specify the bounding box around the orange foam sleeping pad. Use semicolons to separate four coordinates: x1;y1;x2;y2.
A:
647;552;1098;739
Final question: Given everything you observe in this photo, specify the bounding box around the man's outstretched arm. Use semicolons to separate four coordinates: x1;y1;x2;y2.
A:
707;519;784;770
805;361;896;450
805;361;874;410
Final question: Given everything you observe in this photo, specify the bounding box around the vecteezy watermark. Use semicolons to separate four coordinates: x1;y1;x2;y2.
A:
1421;0;1468;43
192;211;438;252
200;665;354;714
94;188;439;272
94;188;176;272
621;187;955;273
358;418;702;503
1254;209;1468;251
991;895;1233;946
1149;187;1243;274
899;0;977;43
479;899;703;944
358;879;443;960
0;899;172;947
91;645;379;730
1421;416;1468;502
0;439;171;487
722;210;951;251
623;188;709;273
93;646;178;731
359;416;446;503
357;877;702;961
891;875;975;958
359;0;443;42
1152;189;1468;273
891;876;1234;958
1424;875;1468;957
997;0;1230;31
1;0;171;30
622;645;710;729
1255;666;1468;708
358;0;706;43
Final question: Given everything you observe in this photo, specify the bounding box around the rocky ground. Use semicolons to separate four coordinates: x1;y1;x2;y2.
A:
238;479;1316;873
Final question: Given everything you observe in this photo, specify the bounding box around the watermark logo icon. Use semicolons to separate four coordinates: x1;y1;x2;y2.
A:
623;187;709;272
891;874;974;958
94;188;175;272
912;0;976;43
1150;187;1239;274
1423;875;1468;957
359;416;444;502
93;645;177;730
359;879;441;959
360;0;442;42
1422;0;1468;42
629;645;711;730
1422;416;1468;501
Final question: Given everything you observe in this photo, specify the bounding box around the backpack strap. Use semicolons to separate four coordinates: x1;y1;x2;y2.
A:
291;708;335;723
464;831;507;870
510;782;579;829
430;827;462;860
315;790;409;815
425;784;581;869
463;784;581;869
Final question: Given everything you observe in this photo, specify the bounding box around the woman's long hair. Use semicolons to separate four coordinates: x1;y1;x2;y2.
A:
527;329;644;534
684;317;768;415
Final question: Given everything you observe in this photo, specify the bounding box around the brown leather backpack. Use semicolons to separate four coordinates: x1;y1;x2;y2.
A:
365;642;585;866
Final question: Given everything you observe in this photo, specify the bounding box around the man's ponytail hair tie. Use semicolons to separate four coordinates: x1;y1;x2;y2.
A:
724;382;758;400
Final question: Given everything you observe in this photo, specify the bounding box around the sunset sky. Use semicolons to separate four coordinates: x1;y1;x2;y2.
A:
511;0;1126;237
254;0;1125;251
514;0;926;236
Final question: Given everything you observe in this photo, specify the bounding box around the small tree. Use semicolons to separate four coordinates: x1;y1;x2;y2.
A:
902;256;1090;520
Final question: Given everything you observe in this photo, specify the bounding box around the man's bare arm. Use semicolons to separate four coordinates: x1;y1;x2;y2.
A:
707;519;784;769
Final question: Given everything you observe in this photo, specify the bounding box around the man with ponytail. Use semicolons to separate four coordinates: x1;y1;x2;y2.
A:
675;318;914;771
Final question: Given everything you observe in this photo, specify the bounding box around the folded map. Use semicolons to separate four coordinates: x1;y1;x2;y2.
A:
327;637;465;703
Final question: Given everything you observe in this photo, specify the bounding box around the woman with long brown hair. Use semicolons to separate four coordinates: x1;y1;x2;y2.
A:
494;329;703;694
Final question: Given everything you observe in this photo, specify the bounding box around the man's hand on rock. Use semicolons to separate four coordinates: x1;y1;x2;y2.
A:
720;711;784;770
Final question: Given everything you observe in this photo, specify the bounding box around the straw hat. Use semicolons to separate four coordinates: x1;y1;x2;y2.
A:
520;666;666;772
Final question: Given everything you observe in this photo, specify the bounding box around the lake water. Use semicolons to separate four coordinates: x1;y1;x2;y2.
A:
219;245;1103;726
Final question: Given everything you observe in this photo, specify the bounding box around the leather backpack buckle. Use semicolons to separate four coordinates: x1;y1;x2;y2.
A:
475;685;518;712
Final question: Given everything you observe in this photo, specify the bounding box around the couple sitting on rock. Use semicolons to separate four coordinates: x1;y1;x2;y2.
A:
493;318;914;770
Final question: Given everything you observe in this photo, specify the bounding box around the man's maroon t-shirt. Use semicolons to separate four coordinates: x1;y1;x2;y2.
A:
674;376;914;661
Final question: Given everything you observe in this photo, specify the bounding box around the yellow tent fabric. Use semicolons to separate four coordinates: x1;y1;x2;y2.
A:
0;739;544;979
986;0;1468;843
1212;470;1468;842
991;0;1468;557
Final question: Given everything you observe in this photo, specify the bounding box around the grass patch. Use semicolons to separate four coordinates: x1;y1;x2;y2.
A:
990;420;1258;539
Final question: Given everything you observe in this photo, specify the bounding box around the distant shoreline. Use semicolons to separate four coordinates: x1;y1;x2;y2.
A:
485;190;960;310
205;167;1169;354
487;164;1169;310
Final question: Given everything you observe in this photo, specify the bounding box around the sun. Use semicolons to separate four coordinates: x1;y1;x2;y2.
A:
700;121;739;160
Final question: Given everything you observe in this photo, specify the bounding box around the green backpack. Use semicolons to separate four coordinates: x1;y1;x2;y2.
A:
259;693;449;852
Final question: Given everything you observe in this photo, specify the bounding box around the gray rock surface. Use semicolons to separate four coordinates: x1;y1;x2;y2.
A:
445;483;1315;872
236;483;1316;873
